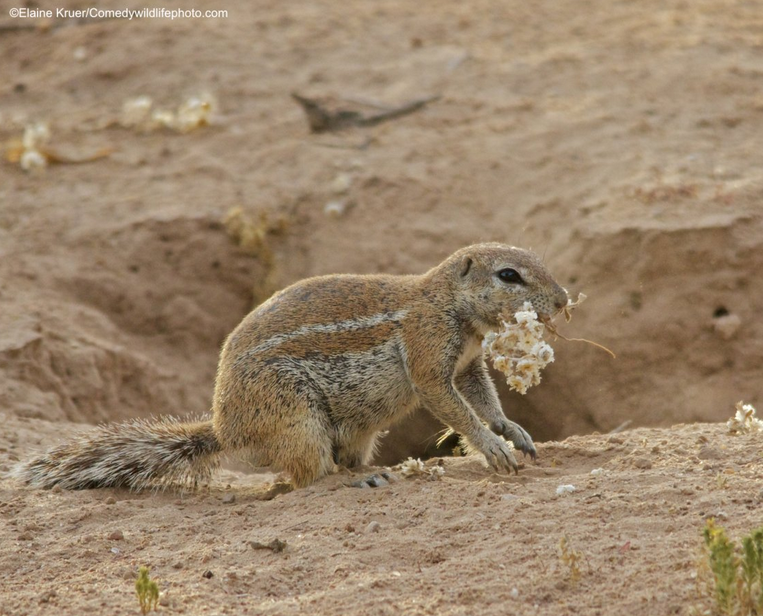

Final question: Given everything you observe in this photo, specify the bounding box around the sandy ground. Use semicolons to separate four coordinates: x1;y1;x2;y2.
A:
1;0;763;613
2;419;763;615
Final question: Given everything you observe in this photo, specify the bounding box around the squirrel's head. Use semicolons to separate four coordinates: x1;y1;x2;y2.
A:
444;243;568;334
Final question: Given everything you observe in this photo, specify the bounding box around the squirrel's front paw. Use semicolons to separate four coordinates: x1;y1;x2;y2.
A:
490;419;537;461
477;432;519;475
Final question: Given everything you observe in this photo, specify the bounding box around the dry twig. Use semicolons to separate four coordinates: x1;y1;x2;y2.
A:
291;93;440;133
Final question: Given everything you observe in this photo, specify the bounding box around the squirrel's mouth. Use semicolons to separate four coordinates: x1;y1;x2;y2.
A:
538;298;575;332
538;306;565;324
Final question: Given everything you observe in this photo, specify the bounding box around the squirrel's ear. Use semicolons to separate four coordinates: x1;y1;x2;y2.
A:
459;256;473;278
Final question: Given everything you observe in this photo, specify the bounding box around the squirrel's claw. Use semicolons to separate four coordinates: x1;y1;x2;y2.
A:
490;419;537;462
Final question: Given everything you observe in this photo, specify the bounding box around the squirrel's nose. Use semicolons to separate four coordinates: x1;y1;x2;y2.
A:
554;296;567;311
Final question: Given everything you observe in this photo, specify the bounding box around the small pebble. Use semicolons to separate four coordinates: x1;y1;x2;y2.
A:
324;200;348;218
590;468;605;476
556;484;576;496
221;493;236;504
713;313;741;340
203;570;214;579
632;457;652;470
108;530;124;541
703;511;728;520
51;484;62;493
510;588;519;599
104;496;116;505
698;445;721;461
172;562;184;569
331;173;352;194
38;590;57;604
366;521;381;533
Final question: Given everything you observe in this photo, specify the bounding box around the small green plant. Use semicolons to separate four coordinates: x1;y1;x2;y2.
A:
702;519;763;615
135;566;159;615
559;535;582;583
741;530;763;614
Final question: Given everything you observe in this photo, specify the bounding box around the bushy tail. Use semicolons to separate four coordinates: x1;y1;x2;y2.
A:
14;417;222;490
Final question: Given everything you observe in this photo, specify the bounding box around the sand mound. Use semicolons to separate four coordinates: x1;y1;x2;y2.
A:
0;214;266;424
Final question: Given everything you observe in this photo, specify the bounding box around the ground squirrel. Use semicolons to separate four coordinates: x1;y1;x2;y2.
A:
16;243;568;490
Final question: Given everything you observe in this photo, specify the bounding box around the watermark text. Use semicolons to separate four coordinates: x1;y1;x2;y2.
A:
8;7;228;20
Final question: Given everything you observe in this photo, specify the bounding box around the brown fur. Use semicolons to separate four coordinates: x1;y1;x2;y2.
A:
16;243;567;490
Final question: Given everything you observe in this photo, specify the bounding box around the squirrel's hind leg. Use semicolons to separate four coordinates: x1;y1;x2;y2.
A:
215;364;335;489
274;401;336;489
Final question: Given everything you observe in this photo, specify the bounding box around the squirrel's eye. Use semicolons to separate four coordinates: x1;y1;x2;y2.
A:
498;268;524;284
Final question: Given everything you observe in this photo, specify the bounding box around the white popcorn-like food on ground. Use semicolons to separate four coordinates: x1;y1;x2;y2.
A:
121;94;216;133
398;457;445;478
174;94;216;132
121;96;154;128
482;301;555;395
399;457;425;476
20;149;47;171
727;401;763;434
22;122;50;150
17;122;50;172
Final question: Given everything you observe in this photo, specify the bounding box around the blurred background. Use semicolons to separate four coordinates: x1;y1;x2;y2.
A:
1;0;761;464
